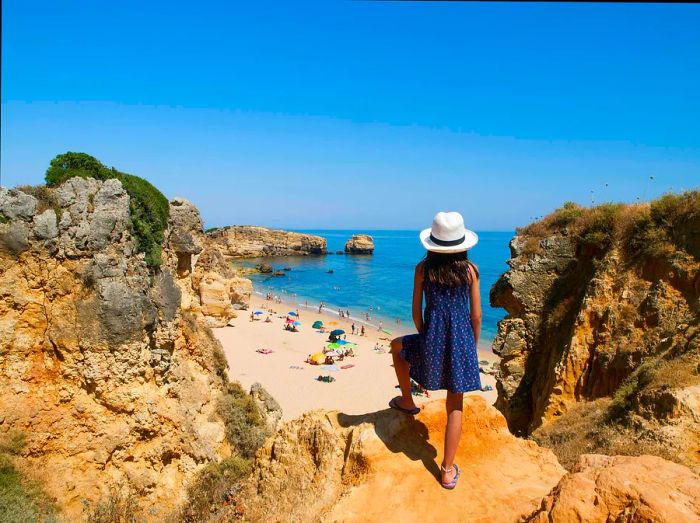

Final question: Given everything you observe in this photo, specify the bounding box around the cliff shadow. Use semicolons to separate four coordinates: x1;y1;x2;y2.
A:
336;408;441;482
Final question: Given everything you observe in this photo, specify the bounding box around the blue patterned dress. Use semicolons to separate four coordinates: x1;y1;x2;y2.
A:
399;266;481;393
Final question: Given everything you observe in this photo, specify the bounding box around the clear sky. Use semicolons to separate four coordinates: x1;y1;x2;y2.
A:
2;1;699;230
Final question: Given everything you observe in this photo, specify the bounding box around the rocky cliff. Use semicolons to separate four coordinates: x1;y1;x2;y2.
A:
220;396;700;523
0;177;265;520
490;194;699;472
344;234;374;254
206;225;326;257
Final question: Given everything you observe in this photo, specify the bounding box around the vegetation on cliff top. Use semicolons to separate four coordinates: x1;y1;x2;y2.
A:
519;190;700;259
44;152;169;268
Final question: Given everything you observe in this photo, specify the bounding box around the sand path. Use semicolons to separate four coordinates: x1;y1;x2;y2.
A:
214;300;498;421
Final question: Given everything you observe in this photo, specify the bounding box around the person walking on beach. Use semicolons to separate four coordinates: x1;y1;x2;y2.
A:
389;212;481;490
351;323;356;335
378;320;383;331
361;325;365;336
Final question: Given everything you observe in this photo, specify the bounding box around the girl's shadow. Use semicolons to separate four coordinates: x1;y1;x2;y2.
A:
336;408;440;481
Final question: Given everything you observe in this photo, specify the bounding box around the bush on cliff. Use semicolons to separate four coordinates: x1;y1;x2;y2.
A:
217;382;269;459
44;152;169;268
177;456;251;522
518;190;699;260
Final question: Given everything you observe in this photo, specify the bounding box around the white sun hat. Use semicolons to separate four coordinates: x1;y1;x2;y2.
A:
419;211;478;253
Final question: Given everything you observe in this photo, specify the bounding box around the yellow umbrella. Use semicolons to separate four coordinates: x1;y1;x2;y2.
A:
311;352;326;364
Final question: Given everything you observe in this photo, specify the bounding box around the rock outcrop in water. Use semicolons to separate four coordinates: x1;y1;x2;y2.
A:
344;233;374;254
490;194;700;472
206;225;326;256
0;178;264;519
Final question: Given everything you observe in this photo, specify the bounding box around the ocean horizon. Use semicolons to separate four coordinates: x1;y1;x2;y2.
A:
235;229;514;344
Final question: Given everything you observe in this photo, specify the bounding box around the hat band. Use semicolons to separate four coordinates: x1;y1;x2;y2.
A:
430;233;465;247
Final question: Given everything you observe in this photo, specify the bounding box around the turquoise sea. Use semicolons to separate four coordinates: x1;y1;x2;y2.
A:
236;230;513;343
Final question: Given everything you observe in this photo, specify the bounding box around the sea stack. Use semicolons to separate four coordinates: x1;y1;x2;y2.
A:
344;234;374;254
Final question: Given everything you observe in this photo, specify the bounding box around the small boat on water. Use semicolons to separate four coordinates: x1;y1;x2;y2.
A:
273;270;285;277
283;266;292;271
327;269;334;274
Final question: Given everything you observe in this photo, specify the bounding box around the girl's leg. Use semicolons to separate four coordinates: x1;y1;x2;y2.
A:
442;391;463;483
390;337;418;410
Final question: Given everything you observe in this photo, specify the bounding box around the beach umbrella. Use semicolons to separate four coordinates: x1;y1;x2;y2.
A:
331;329;345;336
325;350;339;357
293;321;302;326
254;311;264;315
288;311;298;316
311;352;326;364
336;339;348;345
312;320;323;329
327;343;343;350
328;321;339;325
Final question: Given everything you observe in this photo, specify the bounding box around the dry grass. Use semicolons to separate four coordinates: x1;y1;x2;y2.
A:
15;185;63;221
516;190;700;259
82;487;142;523
531;399;677;470
176;456;252;523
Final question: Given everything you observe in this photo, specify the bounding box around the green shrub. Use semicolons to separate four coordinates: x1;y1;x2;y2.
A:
217;382;269;459
45;152;105;185
44;152;169;268
178;456;252;522
0;433;57;523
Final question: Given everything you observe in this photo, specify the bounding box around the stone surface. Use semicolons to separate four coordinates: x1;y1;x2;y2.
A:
250;382;283;434
207;225;326;256
526;454;700;522
344;234;374;254
490;228;699;440
236;397;565;522
0;181;232;520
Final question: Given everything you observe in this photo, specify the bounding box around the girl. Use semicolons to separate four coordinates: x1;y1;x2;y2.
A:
389;211;482;490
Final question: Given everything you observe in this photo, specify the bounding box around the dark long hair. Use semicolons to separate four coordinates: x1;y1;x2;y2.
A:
424;250;479;287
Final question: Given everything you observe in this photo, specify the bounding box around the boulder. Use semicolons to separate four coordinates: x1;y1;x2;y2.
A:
527;454;700;522
250;382;283;434
256;262;273;273
344;234;374;254
237;397;565;522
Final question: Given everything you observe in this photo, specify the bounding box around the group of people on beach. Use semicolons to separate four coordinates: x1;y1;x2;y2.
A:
265;291;282;304
350;323;366;337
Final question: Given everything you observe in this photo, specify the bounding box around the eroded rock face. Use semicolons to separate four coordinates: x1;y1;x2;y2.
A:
207;225;327;256
0;181;231;520
344;233;374;254
527;454;700;522
490;229;699;440
236;397;566;522
162;199;254;326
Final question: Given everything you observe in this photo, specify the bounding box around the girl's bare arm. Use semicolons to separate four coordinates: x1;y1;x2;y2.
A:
412;261;425;333
469;267;482;347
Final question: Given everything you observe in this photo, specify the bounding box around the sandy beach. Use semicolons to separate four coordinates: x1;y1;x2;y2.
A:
215;298;499;421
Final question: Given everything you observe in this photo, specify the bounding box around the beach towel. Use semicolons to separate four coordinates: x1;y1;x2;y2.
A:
340;364;355;370
256;348;274;354
321;364;339;372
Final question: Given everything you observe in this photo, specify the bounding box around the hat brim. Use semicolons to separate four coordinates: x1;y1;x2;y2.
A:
419;228;478;253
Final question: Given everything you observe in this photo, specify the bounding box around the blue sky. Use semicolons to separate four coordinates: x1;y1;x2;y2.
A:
2;1;699;230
